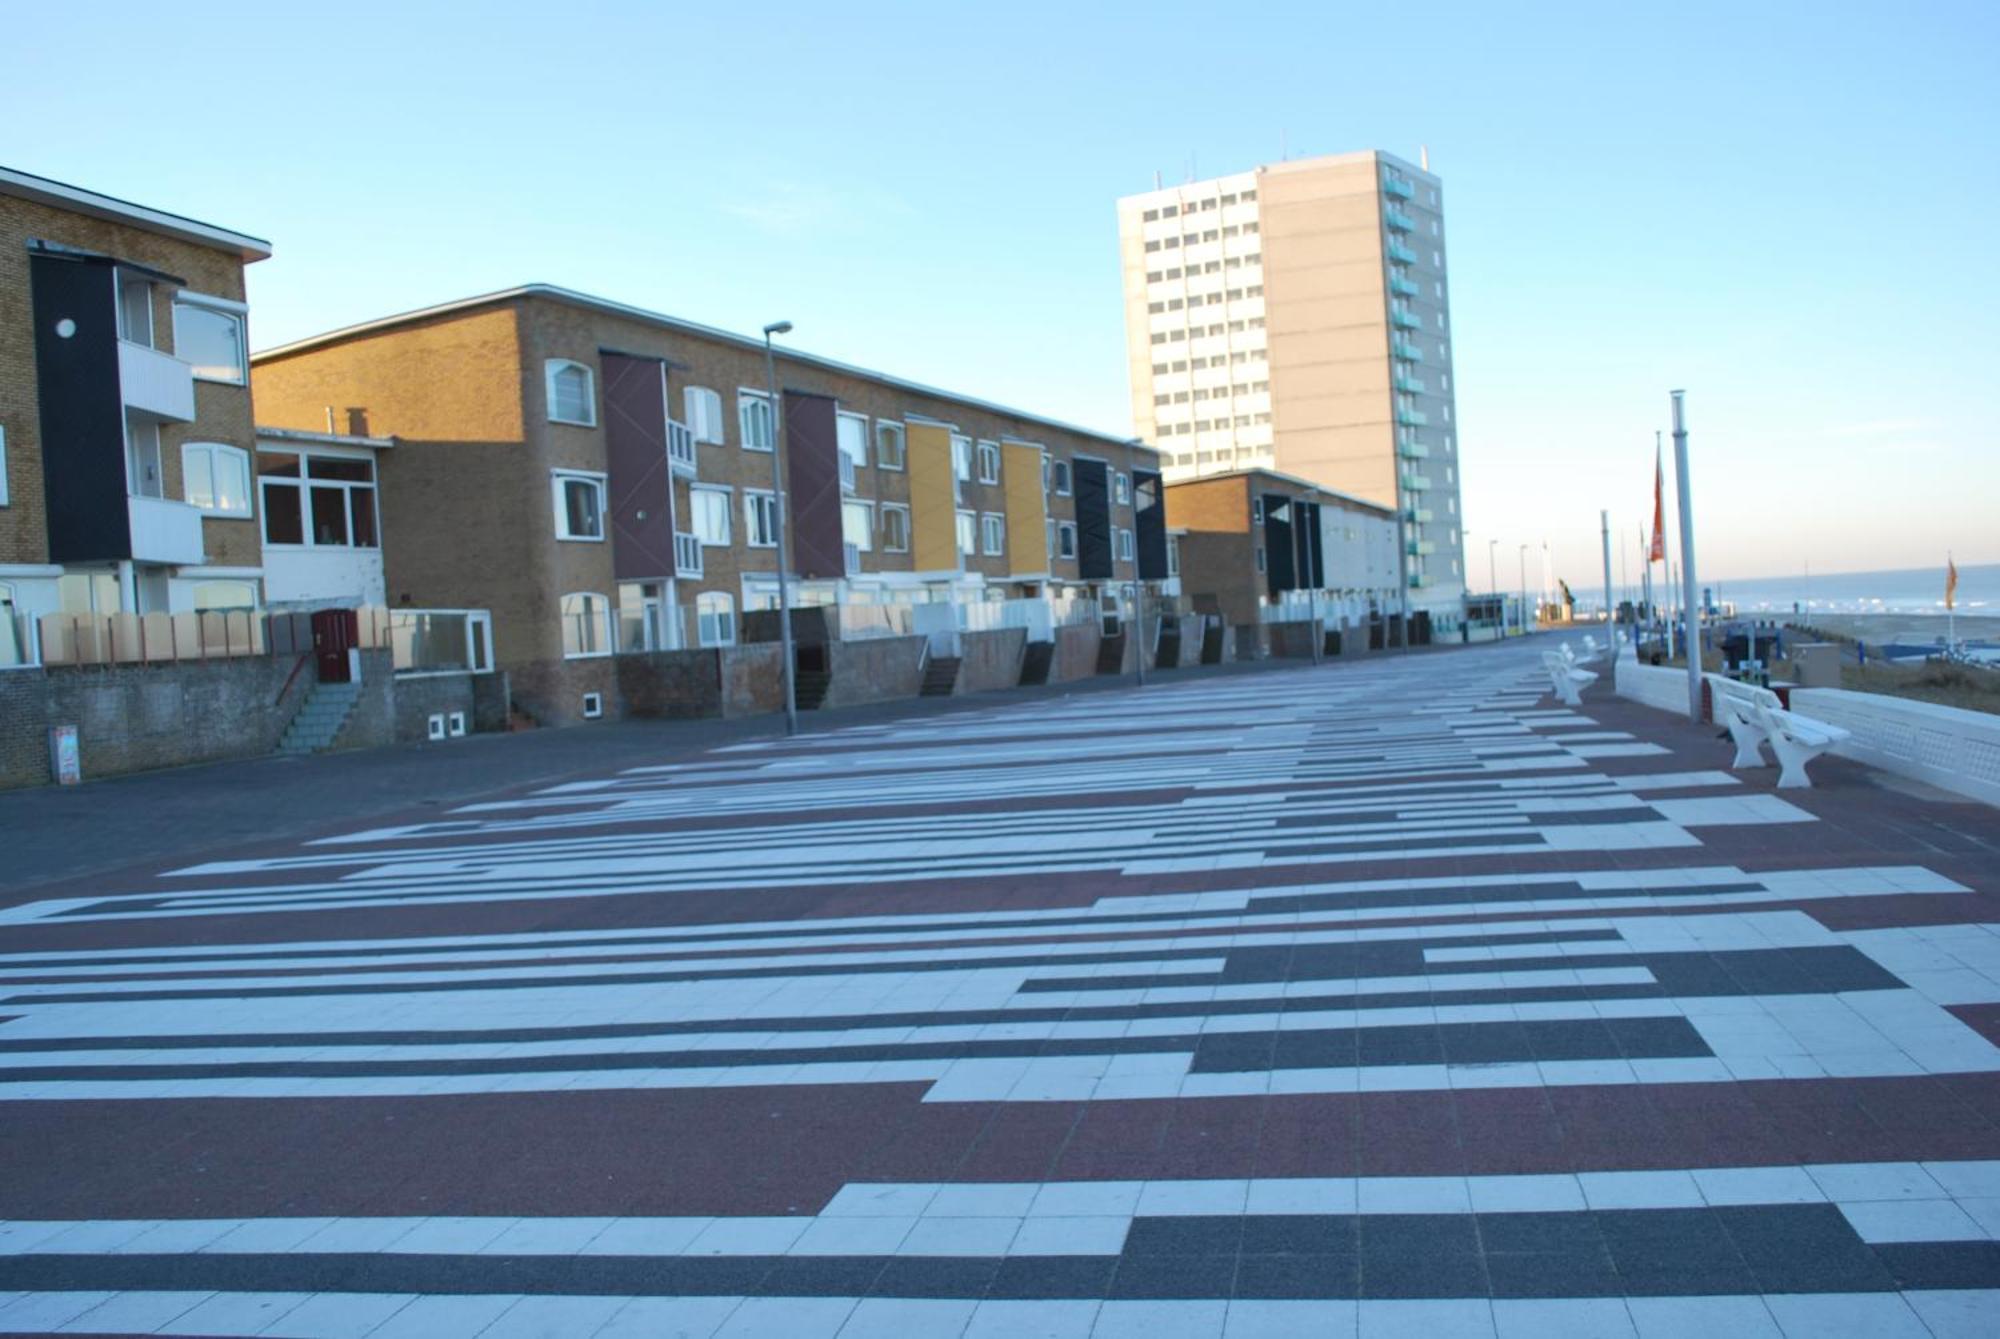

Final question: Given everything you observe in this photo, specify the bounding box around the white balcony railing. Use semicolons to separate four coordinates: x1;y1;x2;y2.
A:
127;495;205;564
843;541;862;576
391;608;494;675
839;452;858;494
667;418;697;477
673;531;703;578
118;340;195;423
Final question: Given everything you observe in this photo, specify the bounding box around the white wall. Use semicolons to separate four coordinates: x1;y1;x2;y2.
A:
1614;651;1694;715
262;547;386;609
1791;688;2000;809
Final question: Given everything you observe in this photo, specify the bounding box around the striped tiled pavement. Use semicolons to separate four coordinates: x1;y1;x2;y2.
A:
2;641;1998;1336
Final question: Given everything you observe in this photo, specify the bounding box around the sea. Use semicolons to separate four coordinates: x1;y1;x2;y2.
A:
1704;562;1997;617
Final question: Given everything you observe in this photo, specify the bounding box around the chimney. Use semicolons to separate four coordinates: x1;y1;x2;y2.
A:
345;407;370;438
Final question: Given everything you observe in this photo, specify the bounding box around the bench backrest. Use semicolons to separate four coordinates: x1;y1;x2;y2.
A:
1706;672;1779;722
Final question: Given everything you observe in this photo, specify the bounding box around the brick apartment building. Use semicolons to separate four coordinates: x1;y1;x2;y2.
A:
1167;467;1401;640
0;167;274;664
252;286;1172;724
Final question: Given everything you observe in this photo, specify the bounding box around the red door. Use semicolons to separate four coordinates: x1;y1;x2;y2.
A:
311;608;358;683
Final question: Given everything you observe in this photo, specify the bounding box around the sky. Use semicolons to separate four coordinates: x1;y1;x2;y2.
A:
6;1;1995;589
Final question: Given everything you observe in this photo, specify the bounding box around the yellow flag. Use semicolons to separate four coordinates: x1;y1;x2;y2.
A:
1946;557;1958;611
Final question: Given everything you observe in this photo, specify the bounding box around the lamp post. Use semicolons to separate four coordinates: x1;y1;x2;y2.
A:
1518;543;1530;636
1487;537;1499;635
761;321;798;737
1671;389;1701;721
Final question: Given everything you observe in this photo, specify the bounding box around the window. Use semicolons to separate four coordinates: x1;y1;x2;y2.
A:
951;434;972;482
560;592;612;658
876;421;905;470
956;509;976;556
545;359;596;426
1114;528;1134;561
697;591;736;647
1051;458;1072;495
173;298;247;383
552;470;606;541
738;390;775;450
981;513;1005;556
116;271;155;346
1057;522;1077;560
257;449;378;549
836;411;869;472
683;386;725;443
125;415;163;497
842;499;873;552
880;504;910;553
976;440;1000;484
744;490;780;547
1167;535;1181;577
1114;472;1131;506
1256;547;1267;573
689;486;732;546
181;443;252;517
1251;497;1263;525
0;580;32;668
618;581;669;653
0;423;7;506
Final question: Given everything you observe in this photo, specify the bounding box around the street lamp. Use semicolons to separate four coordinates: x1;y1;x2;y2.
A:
1517;543;1530;636
761;320;798;737
1486;537;1499;635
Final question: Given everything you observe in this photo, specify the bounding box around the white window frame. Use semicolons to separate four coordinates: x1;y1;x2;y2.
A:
1;423;10;507
1057;522;1078;560
257;446;380;551
951;434;972;482
1115;527;1135;562
1167;534;1181;577
737;389;775;451
689;485;733;547
836;410;870;472
545;359;597;427
172;293;248;385
697;591;737;647
180;441;253;518
976;440;1001;484
955;509;977;557
683;386;725;444
551;469;608;542
559;591;613;659
879;502;910;553
1114;472;1132;506
980;512;1005;556
744;489;780;548
1051;458;1073;496
842;498;874;553
875;421;905;471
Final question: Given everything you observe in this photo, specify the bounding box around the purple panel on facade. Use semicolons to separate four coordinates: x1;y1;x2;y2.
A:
600;351;675;581
784;390;844;581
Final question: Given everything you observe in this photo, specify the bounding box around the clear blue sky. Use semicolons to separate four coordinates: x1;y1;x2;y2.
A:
7;1;1995;587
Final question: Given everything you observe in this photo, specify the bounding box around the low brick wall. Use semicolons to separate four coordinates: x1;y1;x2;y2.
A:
508;655;623;727
1268;620;1321;660
960;629;1027;694
719;643;785;717
616;650;723;720
824;636;925;709
393;672;487;743
0;650;397;789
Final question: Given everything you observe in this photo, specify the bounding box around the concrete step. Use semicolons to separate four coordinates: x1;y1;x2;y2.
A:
920;657;962;698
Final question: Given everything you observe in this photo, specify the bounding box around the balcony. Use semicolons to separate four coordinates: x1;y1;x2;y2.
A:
127;495;205;565
1407;539;1437;557
1389;274;1419;298
1393;374;1426;394
673;531;703;578
1398;441;1430;460
1383;175;1415;201
1396;408;1429;427
1391;308;1421;330
1391;340;1423;362
839;452;857;495
1384;208;1415;232
1387;240;1418;266
1409;572;1432;589
667;418;697;477
1404;506;1433;524
1401;472;1432;492
118;341;195;423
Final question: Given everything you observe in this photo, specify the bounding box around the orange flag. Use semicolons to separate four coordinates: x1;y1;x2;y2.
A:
1648;443;1666;563
1947;556;1958;611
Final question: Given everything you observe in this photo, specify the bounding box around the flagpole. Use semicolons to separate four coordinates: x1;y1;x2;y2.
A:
1671;391;1702;722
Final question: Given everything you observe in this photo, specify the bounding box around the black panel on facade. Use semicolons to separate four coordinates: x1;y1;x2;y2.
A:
783;391;846;581
1074;458;1112;580
1263;492;1297;597
600;352;675;582
1132;468;1169;581
30;251;131;565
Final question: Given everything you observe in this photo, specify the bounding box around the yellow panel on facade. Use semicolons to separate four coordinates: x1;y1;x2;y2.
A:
907;422;959;575
1003;443;1049;577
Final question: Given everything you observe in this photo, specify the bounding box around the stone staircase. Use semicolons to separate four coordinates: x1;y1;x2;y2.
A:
1096;631;1128;675
920;655;961;698
794;667;832;711
1018;640;1054;687
1153;621;1181;670
276;680;362;757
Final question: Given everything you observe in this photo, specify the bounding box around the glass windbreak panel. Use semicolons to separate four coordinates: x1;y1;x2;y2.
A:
192;581;257;610
307;456;373;482
262;482;303;544
118;276;154;346
349;488;378;547
309;485;349;546
174;305;246;382
256;451;301;478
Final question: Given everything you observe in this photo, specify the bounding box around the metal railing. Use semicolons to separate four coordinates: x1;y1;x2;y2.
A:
674;531;704;578
391;608;494;675
1050;596;1101;629
667;418;697;476
838;603;917;641
838;453;858;494
39;609;270;666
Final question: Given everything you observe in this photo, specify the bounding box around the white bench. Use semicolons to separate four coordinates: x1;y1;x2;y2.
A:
1707;673;1852;788
1542;650;1598;706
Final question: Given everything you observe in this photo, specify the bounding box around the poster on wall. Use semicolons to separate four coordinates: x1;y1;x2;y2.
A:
48;724;80;785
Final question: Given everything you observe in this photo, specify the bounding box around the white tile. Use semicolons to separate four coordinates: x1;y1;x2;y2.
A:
592;1295;743;1339
1576;1171;1704;1210
837;1297;976;1339
1356;1298;1494;1338
477;1294;629;1338
712;1296;859;1338
1223;1298;1359;1337
1625;1295;1781;1339
366;1293;518;1338
384;1217;517;1254
1690;1166;1824;1206
897;1217;1021;1256
964;1298;1102;1339
478;1217;622;1255
1762;1292;1931;1338
1837;1197;1986;1243
1490;1298;1634;1338
1090;1299;1228;1337
1465;1175;1584;1213
684;1217;810;1256
58;1291;211;1333
255;1291;418;1338
584;1217;716;1255
1008;1216;1131;1256
1922;1159;2000;1199
790;1216;916;1255
1135;1181;1248;1216
1901;1289;2000;1339
1245;1178;1358;1215
924;1184;1041;1218
1355;1177;1470;1214
821;1183;939;1217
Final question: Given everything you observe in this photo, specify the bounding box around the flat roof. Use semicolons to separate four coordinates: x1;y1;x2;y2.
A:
1165;467;1396;517
257;426;396;450
1;166;271;262
253;284;1159;459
